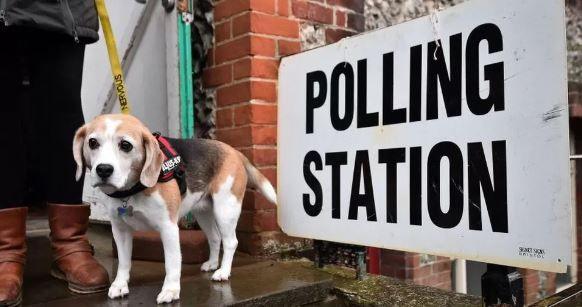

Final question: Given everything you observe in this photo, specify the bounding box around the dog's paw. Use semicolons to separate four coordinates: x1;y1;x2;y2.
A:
108;282;129;299
156;286;180;304
211;268;231;281
200;260;219;272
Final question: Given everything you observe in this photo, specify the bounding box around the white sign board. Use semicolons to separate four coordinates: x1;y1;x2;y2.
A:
278;0;570;272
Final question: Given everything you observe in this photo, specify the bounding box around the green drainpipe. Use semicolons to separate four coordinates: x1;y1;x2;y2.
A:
178;4;195;227
178;3;194;139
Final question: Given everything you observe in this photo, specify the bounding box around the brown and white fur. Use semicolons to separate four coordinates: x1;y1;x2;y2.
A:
73;114;277;304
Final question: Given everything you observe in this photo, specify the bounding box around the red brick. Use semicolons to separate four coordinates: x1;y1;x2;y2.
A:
203;64;232;87
251;125;277;145
214;0;250;21
258;166;277;185
335;10;346;27
233;58;279;80
411;264;432;278
215;21;231;43
238;209;279;232
251;81;277;102
231;13;251;37
404;254;420;267
277;0;290;16
436;271;451;284
234;103;277;126
215;124;276;147
433;260;451;273
250;0;276;14
326;0;364;13
380;266;395;277
381;252;406;266
233;58;252;79
325;28;356;43
393;268;406;279
215;36;251;64
292;0;333;24
253;147;278;166
234;12;299;38
215;35;276;64
251;35;277;57
347;13;365;31
216;80;276;106
215;126;252;147
278;39;301;56
215;107;234;128
242;190;278;210
239;147;277;166
217;82;251;106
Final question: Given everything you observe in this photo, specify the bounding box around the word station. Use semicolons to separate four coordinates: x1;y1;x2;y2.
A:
302;23;508;232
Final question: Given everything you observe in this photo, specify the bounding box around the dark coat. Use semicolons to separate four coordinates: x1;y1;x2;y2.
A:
0;0;99;44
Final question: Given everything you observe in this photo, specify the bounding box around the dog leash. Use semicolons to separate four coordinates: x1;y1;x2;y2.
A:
95;0;132;114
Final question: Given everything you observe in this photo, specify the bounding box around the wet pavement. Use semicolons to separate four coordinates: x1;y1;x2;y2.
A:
21;220;332;306
29;261;332;307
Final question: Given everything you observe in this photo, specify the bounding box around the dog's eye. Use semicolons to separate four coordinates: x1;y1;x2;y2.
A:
88;138;99;150
119;140;133;153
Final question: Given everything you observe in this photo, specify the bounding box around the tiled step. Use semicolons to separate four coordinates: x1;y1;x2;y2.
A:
32;261;333;306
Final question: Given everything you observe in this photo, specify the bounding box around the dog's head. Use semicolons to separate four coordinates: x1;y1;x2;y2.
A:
73;114;164;194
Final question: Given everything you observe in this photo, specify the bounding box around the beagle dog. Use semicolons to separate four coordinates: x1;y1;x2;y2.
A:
73;114;277;304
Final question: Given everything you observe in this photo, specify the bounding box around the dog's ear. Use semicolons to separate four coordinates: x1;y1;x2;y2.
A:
140;131;164;188
73;124;87;181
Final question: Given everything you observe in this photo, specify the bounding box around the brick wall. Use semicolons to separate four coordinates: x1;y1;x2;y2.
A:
203;0;368;255
204;0;304;255
380;250;452;290
292;0;365;46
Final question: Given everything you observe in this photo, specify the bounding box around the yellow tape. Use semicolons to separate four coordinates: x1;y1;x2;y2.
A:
95;0;131;114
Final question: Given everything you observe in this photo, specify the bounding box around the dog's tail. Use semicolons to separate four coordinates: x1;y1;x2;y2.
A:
240;153;277;205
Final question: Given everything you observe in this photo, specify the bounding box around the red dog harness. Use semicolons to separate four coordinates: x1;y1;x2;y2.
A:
106;132;187;199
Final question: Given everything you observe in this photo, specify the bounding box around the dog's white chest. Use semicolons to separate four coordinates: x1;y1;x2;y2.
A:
109;193;171;231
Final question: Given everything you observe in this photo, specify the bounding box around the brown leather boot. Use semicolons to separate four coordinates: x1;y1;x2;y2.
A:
0;207;27;307
48;203;109;294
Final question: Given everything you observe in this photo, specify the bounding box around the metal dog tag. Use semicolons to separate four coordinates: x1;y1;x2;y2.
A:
118;201;134;217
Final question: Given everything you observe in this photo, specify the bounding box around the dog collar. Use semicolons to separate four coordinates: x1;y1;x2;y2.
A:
105;132;187;199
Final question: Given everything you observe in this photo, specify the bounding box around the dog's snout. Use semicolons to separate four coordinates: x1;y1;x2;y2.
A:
96;164;114;179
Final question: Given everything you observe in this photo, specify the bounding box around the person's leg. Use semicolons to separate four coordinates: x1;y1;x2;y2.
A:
29;32;85;204
0;26;30;306
0;27;29;209
28;31;109;294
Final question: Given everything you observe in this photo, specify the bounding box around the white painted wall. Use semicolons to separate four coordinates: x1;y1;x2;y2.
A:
82;0;145;121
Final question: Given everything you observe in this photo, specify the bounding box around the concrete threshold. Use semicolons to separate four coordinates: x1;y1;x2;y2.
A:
21;223;332;306
29;261;332;307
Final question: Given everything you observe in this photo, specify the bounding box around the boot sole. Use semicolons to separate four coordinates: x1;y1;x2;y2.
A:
0;291;22;307
50;267;108;294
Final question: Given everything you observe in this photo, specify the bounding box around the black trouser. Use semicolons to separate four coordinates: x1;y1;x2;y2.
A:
0;26;86;208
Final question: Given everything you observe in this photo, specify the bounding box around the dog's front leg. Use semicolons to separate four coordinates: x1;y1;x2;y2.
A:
108;219;133;299
156;223;182;304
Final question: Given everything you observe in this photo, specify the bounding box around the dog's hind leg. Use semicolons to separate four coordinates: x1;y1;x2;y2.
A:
211;176;242;281
194;205;221;272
